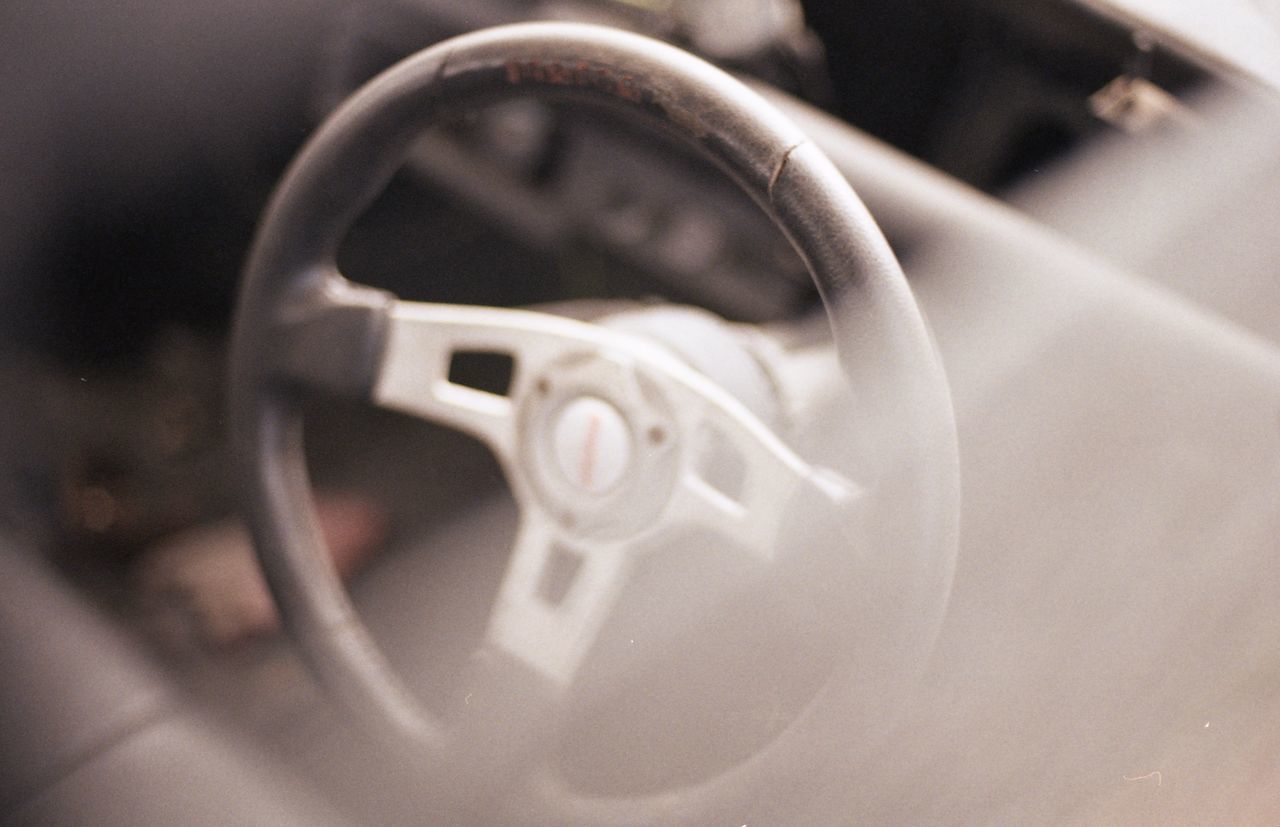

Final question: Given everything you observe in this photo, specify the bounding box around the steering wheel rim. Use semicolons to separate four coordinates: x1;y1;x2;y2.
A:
230;21;959;824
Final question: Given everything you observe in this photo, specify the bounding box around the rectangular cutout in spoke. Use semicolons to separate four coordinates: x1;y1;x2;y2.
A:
447;350;515;396
696;426;747;503
538;543;585;607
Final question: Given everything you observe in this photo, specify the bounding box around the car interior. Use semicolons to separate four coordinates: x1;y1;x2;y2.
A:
3;0;1280;824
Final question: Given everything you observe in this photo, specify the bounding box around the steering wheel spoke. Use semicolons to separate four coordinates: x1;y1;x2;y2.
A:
371;300;579;462
670;471;791;563
485;508;632;687
678;454;860;563
650;375;846;563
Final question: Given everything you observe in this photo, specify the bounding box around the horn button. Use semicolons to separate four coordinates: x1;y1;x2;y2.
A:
551;396;633;495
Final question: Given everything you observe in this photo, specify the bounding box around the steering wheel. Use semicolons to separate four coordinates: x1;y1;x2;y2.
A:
229;21;959;825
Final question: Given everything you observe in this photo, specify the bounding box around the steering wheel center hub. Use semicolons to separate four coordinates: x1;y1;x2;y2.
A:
518;353;679;541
